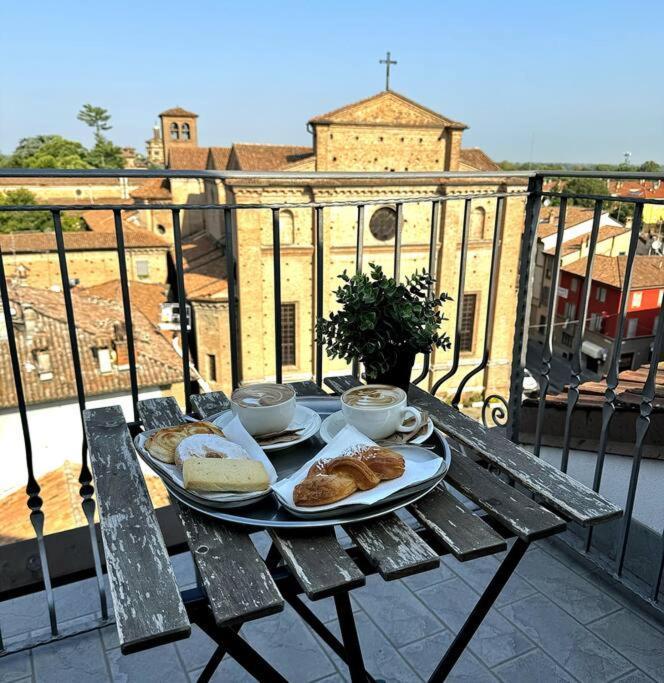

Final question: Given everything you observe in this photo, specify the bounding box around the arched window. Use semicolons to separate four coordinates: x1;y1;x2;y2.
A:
181;123;191;141
279;209;295;245
369;207;397;241
170;122;179;140
470;206;486;240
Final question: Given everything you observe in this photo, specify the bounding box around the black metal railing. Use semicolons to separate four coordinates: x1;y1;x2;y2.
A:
0;167;663;653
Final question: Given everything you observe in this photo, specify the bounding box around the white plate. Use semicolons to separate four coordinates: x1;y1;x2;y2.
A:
212;405;322;452
319;410;434;445
272;431;449;515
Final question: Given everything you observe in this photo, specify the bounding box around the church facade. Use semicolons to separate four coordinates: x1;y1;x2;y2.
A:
136;91;527;403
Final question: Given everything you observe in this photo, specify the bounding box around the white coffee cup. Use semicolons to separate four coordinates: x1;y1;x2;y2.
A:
230;383;296;436
340;384;424;440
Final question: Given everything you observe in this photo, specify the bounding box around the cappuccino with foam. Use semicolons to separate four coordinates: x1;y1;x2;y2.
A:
231;383;296;436
341;384;424;440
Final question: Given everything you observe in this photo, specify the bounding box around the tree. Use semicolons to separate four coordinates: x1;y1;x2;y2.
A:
0;189;81;233
20;136;92;169
77;104;123;168
86;136;124;168
10;135;58;165
77;104;111;137
558;177;609;207
639;160;661;172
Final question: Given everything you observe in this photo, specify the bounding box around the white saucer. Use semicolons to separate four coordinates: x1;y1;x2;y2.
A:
319;410;434;445
212;404;322;452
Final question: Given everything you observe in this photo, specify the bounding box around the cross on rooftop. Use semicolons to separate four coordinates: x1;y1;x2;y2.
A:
379;51;397;91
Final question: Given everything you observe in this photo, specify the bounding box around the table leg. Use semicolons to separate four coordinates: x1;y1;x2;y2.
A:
195;643;226;683
285;592;378;683
334;591;370;683
428;538;530;682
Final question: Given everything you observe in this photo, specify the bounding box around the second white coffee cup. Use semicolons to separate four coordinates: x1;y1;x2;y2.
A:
340;384;424;440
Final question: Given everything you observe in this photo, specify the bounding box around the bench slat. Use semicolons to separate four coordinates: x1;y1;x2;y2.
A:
407;384;622;527
446;443;566;541
138;397;283;626
343;513;439;580
190;391;230;419
409;485;507;561
84;405;190;654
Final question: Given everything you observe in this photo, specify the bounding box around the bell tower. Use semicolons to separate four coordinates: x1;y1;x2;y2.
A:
159;107;198;164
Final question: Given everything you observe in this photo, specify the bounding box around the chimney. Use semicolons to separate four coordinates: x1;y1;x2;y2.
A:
112;322;130;369
23;304;37;339
625;217;633;229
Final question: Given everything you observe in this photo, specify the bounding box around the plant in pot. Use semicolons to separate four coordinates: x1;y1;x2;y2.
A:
317;263;451;391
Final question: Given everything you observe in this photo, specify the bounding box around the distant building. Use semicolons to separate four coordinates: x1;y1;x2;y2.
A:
530;206;628;342
145;124;165;167
129;91;522;401
0;230;170;289
608;179;664;227
557;255;664;374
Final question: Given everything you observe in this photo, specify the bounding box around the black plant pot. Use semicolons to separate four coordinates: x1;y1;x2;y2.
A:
366;350;416;393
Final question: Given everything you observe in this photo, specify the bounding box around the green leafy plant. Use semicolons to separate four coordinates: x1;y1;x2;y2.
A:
317;263;451;376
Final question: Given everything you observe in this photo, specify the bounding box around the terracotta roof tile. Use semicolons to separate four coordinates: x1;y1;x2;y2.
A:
537;206;604;238
159;107;198;117
173;231;228;300
459;148;500;171
0;286;182;408
80;209;143;233
608;180;664;200
82;280;169;327
545;225;630;256
230;144;313;171
208;147;231;170
0;460;170;544
562;254;664;289
167;147;210;170
0;230;168;253
130;178;172;200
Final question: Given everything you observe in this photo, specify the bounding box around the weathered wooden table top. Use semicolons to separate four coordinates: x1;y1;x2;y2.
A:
82;377;622;654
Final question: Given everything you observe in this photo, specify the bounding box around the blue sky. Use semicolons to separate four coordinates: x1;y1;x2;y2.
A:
1;0;663;164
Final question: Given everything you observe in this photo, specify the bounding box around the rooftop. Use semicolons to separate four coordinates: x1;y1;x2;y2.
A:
562;254;664;289
175;231;228;300
159;107;198;118
537;206;603;238
229;143;314;171
167;147;210;171
308;90;468;129
544;225;630;256
0;229;169;253
0;285;182;408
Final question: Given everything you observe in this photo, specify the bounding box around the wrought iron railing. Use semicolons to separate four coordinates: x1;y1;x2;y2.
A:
0;167;663;653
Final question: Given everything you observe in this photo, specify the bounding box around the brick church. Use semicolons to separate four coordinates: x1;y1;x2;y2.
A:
132;90;526;401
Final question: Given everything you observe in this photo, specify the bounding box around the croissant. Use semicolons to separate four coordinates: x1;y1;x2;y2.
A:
355;446;405;480
324;457;380;490
293;474;357;506
293;445;406;507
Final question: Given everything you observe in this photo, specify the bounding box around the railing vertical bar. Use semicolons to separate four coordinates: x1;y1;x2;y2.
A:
355;204;364;275
585;203;643;552
559;200;604;473
393;202;403;281
431;197;471;394
451;196;505;407
615;301;664;576
272;208;283;384
315;206;324;387
533;196;568;457
506;175;543;442
52;210;107;621
171;208;192;414
412;200;441;386
0;244;58;636
112;209;139;423
224;208;240;389
352;205;364;379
